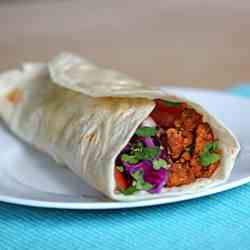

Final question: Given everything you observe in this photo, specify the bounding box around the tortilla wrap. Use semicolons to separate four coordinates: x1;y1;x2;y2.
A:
0;53;240;201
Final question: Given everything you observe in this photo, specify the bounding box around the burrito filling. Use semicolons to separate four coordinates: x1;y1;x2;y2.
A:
115;99;221;195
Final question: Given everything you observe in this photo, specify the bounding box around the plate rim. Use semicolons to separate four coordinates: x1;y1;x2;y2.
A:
0;176;249;210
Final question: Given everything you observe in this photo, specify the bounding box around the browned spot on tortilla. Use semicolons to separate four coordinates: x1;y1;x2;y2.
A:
94;97;130;110
81;133;97;143
6;88;23;104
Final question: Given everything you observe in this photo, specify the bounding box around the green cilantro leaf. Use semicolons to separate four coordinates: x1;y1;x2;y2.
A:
135;147;160;161
119;186;138;195
203;140;219;153
132;169;144;181
131;142;144;153
153;159;167;170
200;153;221;167
200;140;221;167
119;169;154;195
132;169;153;191
212;140;219;151
116;166;124;172
135;127;156;137
163;100;182;108
121;154;139;164
141;182;154;190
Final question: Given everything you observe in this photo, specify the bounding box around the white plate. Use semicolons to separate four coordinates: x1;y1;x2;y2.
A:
0;87;249;209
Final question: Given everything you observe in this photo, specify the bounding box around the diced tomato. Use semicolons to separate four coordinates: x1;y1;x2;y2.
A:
115;168;129;190
150;99;184;128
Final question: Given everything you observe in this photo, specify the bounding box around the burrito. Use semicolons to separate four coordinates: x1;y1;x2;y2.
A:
0;53;240;201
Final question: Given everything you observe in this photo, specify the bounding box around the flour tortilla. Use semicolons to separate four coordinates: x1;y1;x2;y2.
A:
0;53;240;201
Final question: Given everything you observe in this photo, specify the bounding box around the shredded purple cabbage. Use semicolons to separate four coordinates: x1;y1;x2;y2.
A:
143;137;155;147
159;149;169;161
